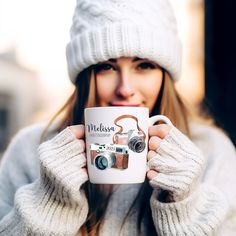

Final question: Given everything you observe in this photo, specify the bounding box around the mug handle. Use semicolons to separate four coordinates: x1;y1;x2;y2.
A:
148;115;173;127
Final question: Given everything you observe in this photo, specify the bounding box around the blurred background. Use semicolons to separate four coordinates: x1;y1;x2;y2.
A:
0;0;235;157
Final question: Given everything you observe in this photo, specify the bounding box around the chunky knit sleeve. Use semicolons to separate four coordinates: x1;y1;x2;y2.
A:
150;185;227;235
149;124;236;236
0;127;89;236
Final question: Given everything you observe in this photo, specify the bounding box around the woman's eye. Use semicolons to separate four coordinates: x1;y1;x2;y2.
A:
95;63;115;73
138;62;156;70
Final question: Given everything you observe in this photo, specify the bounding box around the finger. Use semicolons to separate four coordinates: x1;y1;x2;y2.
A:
81;167;88;173
147;150;157;161
147;153;162;171
149;124;171;139
149;136;162;151
74;152;87;168
69;125;85;139
147;170;158;180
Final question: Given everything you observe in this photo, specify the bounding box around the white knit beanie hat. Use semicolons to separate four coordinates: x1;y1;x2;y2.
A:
66;0;182;84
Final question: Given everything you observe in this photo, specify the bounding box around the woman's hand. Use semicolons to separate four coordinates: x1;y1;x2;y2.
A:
38;125;88;204
147;124;205;202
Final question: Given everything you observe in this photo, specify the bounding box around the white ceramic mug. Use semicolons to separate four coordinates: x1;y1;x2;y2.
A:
84;106;172;184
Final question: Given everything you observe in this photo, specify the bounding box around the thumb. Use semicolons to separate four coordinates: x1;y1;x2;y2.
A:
69;125;85;139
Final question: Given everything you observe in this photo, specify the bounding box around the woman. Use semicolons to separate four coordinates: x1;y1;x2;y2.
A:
0;0;236;235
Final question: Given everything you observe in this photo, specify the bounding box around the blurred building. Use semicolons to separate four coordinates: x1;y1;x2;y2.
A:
0;49;41;157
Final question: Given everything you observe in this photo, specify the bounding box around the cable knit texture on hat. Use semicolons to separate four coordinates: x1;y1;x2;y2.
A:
66;0;182;84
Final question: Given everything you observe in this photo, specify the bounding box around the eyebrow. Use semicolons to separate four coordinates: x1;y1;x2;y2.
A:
108;57;143;63
108;58;117;63
132;57;143;62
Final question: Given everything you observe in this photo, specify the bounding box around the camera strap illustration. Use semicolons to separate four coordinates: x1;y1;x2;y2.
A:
113;114;146;144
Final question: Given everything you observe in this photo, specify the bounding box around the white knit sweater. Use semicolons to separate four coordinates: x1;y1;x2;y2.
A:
0;122;236;235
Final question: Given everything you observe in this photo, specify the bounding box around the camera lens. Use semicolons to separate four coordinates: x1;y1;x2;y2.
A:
95;155;108;170
128;137;145;153
94;153;116;170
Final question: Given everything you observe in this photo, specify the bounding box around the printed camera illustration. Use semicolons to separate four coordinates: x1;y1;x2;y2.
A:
114;130;146;153
90;143;129;170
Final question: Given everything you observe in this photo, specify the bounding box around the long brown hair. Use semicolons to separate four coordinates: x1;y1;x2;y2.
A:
43;65;191;235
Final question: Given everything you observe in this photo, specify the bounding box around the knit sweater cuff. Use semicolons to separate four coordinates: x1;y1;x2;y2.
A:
150;184;228;235
38;127;88;204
